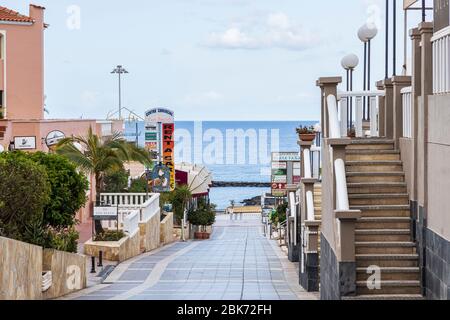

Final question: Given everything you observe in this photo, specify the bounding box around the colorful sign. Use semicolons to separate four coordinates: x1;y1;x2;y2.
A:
271;183;287;197
151;164;171;193
163;123;176;191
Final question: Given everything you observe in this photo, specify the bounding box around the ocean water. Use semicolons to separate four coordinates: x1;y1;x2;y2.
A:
125;121;317;209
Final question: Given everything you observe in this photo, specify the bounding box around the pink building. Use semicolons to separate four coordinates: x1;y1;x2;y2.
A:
0;5;123;223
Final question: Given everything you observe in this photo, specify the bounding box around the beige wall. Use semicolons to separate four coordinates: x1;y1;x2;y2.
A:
160;212;174;245
399;138;415;199
139;210;161;252
427;94;450;241
42;249;87;300
0;236;43;300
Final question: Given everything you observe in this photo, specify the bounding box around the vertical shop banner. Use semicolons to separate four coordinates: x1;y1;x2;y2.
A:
163;123;176;191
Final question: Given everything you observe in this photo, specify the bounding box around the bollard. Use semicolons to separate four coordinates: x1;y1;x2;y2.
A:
97;251;103;267
90;256;96;274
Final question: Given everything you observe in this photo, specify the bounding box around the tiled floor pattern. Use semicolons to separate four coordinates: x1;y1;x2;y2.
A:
67;214;317;300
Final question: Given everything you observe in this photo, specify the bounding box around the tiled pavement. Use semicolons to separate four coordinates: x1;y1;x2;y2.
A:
64;214;318;300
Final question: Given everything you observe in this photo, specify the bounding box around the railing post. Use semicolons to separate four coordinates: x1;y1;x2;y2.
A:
376;82;386;137
317;77;342;139
287;187;300;263
392;76;412;148
377;78;394;140
300;220;320;292
334;210;362;297
328;138;350;210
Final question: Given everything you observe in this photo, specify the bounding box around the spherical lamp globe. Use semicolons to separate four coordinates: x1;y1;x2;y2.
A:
341;54;359;70
358;23;378;42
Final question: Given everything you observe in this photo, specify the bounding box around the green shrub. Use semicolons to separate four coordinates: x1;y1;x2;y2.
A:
104;168;130;193
0;152;50;242
45;226;79;253
129;178;148;193
94;230;126;242
187;199;216;231
30;152;89;228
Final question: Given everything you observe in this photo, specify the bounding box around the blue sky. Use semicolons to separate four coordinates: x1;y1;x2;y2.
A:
4;0;429;121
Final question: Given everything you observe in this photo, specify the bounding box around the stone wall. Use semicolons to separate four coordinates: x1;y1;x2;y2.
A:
0;237;43;300
424;228;450;300
160;212;174;245
139;209;161;252
84;231;141;262
42;249;87;300
320;234;340;300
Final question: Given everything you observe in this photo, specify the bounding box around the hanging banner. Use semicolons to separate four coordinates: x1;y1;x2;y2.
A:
163;123;176;191
151;164;171;193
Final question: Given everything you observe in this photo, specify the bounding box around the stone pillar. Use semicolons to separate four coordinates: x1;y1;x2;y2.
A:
317;77;342;139
298;140;313;178
378;78;394;140
410;27;421;203
392;76;412;148
417;22;433;297
286;186;300;263
376;81;386;137
299;220;320;292
335;210;361;297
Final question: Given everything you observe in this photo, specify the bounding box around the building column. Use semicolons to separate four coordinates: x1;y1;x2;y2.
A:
317;77;342;139
392;76;412;149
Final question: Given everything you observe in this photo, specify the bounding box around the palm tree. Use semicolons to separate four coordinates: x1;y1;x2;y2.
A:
56;127;152;232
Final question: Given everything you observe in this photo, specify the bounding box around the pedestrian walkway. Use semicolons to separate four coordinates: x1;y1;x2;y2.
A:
63;213;318;300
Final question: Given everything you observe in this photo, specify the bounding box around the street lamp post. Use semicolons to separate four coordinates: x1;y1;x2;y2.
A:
358;24;378;120
341;54;359;130
111;65;129;120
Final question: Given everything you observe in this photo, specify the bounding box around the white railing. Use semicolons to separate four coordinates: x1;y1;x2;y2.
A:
302;148;316;222
123;210;140;236
100;193;150;207
401;86;413;138
311;146;321;179
337;91;384;138
327;95;350;211
140;193;160;222
432;26;450;94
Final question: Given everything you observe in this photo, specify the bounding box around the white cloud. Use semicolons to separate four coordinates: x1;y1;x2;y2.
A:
80;90;99;106
205;12;319;51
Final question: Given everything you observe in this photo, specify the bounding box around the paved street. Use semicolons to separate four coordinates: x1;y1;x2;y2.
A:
65;214;317;300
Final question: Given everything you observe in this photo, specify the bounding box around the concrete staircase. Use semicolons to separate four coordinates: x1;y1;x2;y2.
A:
345;139;422;299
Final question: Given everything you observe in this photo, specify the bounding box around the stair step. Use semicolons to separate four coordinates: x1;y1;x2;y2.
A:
355;241;416;254
356;217;411;230
350;139;395;145
346;161;403;173
348;182;407;194
356;254;419;268
357;267;420;281
347;172;405;183
349;194;409;206
355;229;411;241
356;280;421;295
346;150;401;161
350;205;410;217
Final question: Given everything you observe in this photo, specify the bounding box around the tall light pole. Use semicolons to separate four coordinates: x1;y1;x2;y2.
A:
341;54;359;130
111;65;129;120
358;24;378;120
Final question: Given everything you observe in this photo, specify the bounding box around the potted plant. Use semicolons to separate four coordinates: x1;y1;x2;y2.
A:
347;127;356;138
188;200;216;240
296;125;316;142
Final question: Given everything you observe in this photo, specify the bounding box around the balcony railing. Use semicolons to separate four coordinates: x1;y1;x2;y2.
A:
401;86;413;138
337;91;384;138
432;26;450;94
